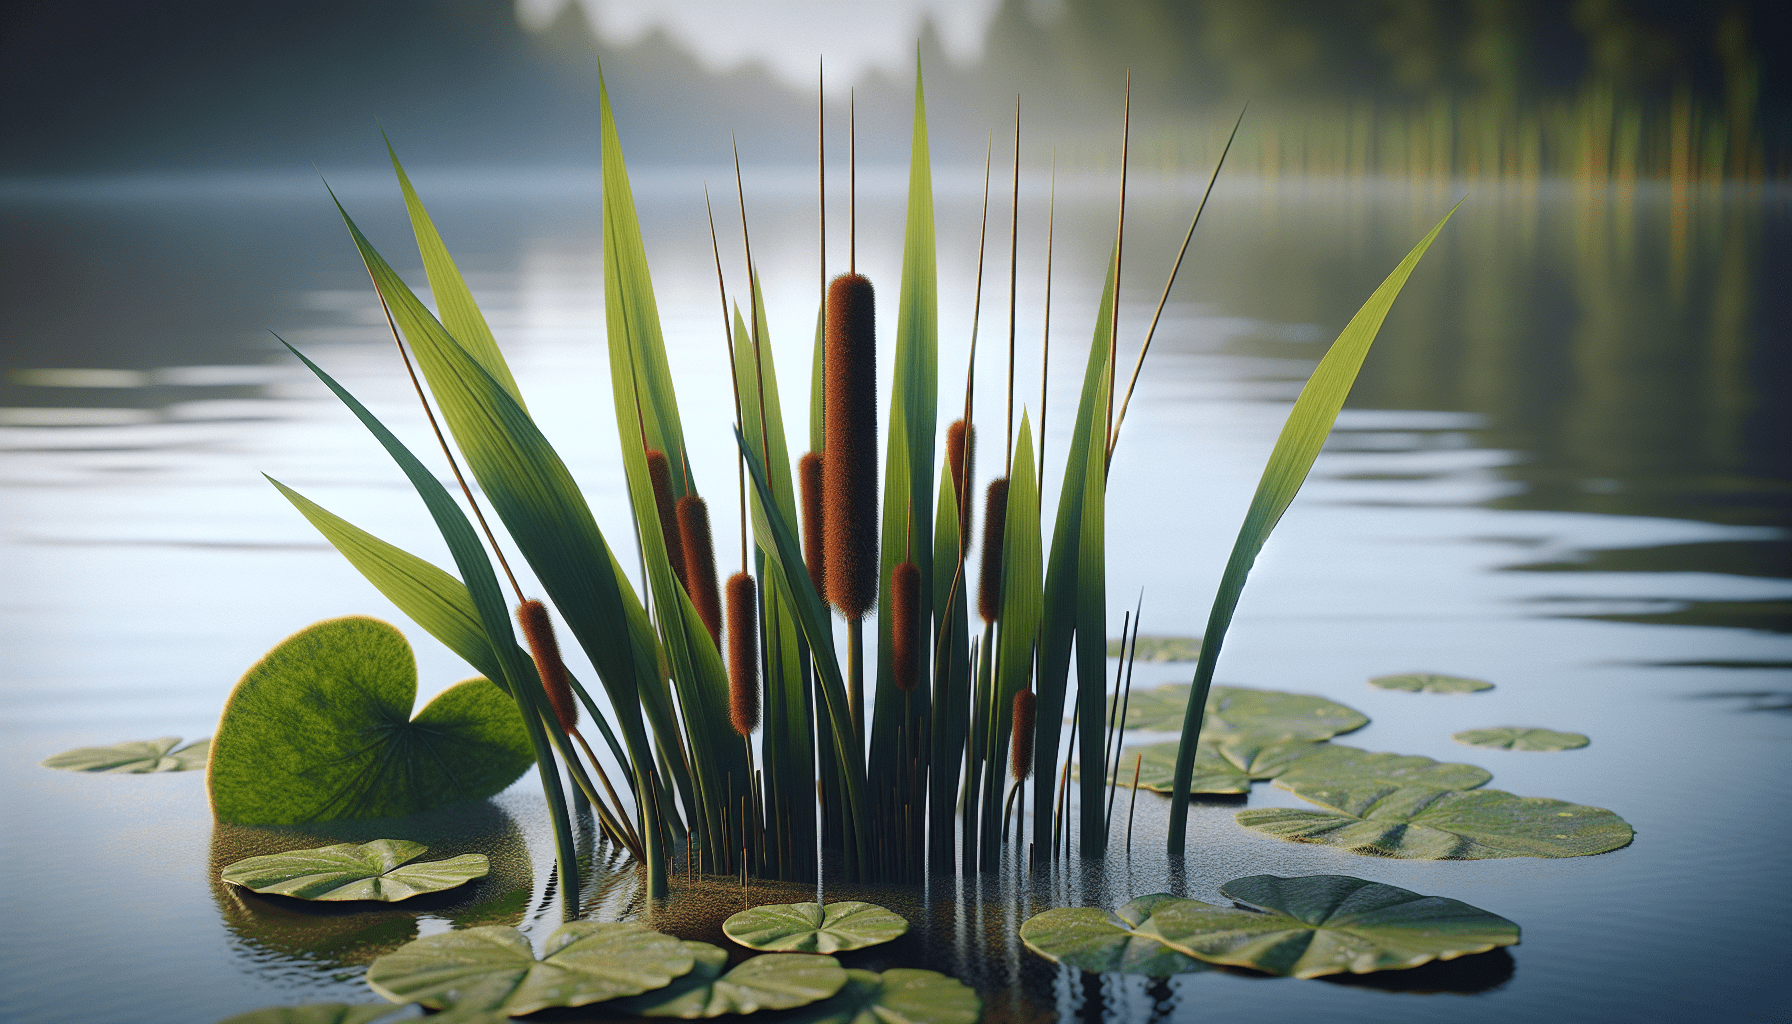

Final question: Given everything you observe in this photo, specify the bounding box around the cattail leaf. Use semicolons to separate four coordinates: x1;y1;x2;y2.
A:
1074;346;1112;853
927;461;972;868
1167;204;1461;854
996;415;1042;775
220;839;488;902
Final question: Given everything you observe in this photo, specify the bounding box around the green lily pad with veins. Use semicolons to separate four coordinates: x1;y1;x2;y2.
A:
1454;727;1589;751
772;969;981;1024
723;901;909;954
1273;745;1492;791
1113;684;1368;740
1239;780;1634;858
208;616;534;825
1109;739;1323;794
43;736;209;773
220;839;488;902
605;944;848;1018
1105;635;1202;662
216;1004;415;1024
366;921;694;1016
1022;875;1518;978
1369;673;1493;693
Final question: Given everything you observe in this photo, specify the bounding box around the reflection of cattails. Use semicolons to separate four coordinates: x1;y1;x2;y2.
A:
1011;688;1036;780
517;600;578;733
677;495;722;647
645;449;687;588
823;273;877;620
798;451;826;597
946;419;974;551
977;478;1009;623
726;572;759;735
891;561;920;691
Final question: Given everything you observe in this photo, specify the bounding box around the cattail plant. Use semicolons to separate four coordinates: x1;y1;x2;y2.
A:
824;271;878;747
517;599;576;733
677;494;722;647
726;571;759;736
798;450;826;595
977;478;1009;624
1011;687;1035;780
891;560;920;691
645;448;687;589
946;420;974;551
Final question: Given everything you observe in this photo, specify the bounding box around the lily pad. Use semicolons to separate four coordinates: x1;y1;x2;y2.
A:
1116;684;1368;741
1273;745;1492;791
606;944;849;1018
366;921;694;1016
1454;727;1589;751
723;901;909;954
1106;635;1202;662
1022;875;1518;978
1239;781;1634;858
43;736;209;773
1110;739;1321;794
217;1005;413;1024
1369;673;1493;693
220;839;488;902
209;616;534;824
774;969;981;1024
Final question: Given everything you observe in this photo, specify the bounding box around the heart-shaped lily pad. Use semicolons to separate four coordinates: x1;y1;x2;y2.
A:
606;943;849;1018
1110;739;1321;794
1453;727;1589;751
217;1004;414;1024
1239;781;1634;858
43;736;209;773
723;901;909;954
1273;745;1492;791
1115;684;1369;740
1369;673;1492;693
773;969;981;1024
366;921;694;1016
220;838;488;902
209;616;534;824
1022;875;1518;978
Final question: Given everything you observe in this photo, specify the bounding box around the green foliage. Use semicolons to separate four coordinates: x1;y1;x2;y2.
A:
216;1004;412;1024
208;617;533;825
1274;745;1492;791
608;946;849;1018
219;839;488;902
723;901;910;954
773;969;981;1024
1106;635;1201;662
1119;683;1368;740
1454;727;1589;750
1370;672;1494;693
42;736;208;773
1111;738;1321;794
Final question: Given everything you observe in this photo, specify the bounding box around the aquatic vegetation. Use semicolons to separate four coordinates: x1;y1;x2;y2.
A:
1370;672;1494;693
606;949;848;1019
217;1005;411;1024
41;735;209;773
1273;746;1493;791
1112;738;1321;794
722;901;909;954
1103;634;1201;662
1117;683;1369;740
1455;727;1590;750
219;840;488;902
776;969;981;1024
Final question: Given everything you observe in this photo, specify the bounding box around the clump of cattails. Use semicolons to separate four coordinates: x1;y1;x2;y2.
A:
890;560;921;691
726;572;759;736
798;450;826;597
946;419;974;551
517;599;578;733
823;273;878;621
977;478;1009;623
677;494;722;647
1011;688;1036;780
645;449;687;588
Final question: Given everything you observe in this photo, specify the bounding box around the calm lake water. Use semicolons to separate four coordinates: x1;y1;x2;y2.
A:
1;165;1788;1024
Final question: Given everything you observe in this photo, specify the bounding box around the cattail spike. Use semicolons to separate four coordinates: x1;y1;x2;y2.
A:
677;495;722;647
891;560;921;691
645;449;688;589
726;572;760;736
946;419;975;551
823;273;878;620
798;451;826;596
517;600;577;733
977;477;1009;624
1012;688;1036;780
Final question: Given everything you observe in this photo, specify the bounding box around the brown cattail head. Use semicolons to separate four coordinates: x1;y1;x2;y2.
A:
677;494;722;648
1011;688;1036;780
890;560;921;691
798;450;826;597
644;448;687;589
823;273;878;620
517;599;578;733
725;572;759;735
946;419;974;551
977;477;1009;624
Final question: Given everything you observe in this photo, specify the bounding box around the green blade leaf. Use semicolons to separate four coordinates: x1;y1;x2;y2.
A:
220;839;489;902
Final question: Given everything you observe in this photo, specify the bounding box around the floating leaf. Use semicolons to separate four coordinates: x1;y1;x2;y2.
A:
367;922;694;1016
42;736;209;773
1454;727;1589;751
1023;875;1518;978
607;944;848;1018
774;969;981;1024
1274;745;1491;791
1117;684;1367;741
1111;739;1320;794
220;839;488;902
1106;635;1202;662
1369;673;1492;693
1239;781;1634;858
209;617;534;825
217;1004;413;1024
723;902;909;954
